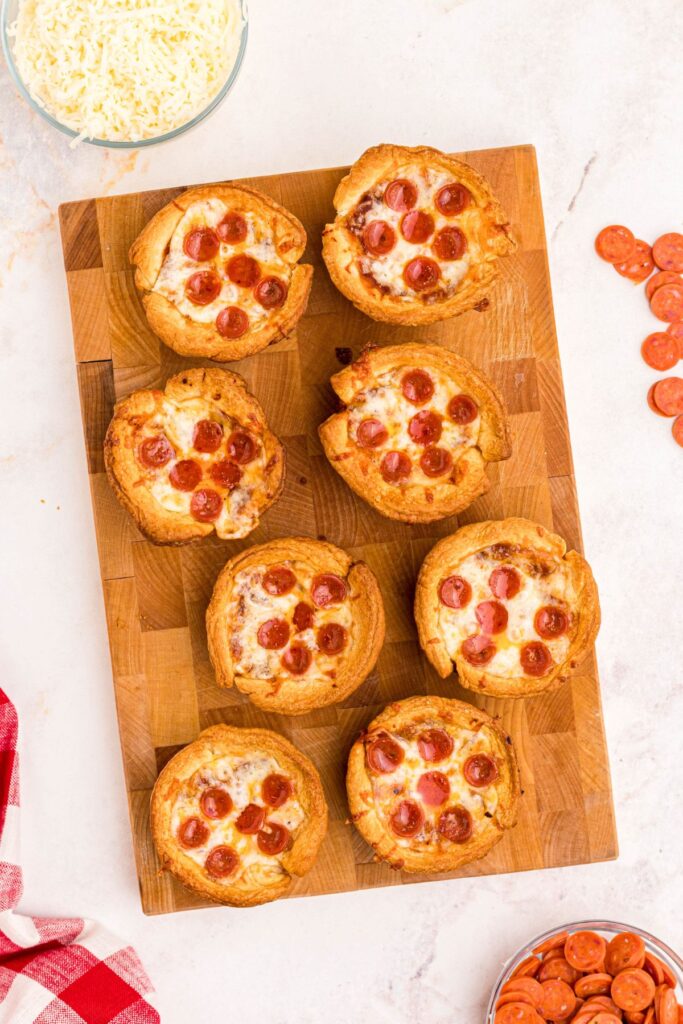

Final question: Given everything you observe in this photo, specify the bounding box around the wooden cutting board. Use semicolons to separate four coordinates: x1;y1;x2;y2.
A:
59;144;617;915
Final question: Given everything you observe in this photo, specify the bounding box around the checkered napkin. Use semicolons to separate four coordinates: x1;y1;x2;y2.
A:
0;691;159;1024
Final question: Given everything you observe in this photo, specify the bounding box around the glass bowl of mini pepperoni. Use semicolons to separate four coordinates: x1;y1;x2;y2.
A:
486;922;682;1024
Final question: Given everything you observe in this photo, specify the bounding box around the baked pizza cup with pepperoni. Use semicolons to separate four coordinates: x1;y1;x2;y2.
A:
346;695;520;872
104;368;284;545
318;343;510;522
130;184;313;361
206;538;385;715
151;725;327;907
322;143;516;325
415;518;600;698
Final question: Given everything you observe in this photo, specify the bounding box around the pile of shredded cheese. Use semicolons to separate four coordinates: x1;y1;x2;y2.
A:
9;0;245;144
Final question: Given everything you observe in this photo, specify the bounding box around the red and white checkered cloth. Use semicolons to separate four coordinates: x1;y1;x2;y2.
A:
0;691;159;1023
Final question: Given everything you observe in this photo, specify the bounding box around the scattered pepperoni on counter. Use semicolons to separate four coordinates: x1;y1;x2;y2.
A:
595;225;636;264
614;239;654;282
641;333;679;371
652;232;683;273
645;271;681;302
673;416;683;447
652;378;683;417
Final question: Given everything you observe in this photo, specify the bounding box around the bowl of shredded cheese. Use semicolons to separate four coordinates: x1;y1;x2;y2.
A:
1;0;248;147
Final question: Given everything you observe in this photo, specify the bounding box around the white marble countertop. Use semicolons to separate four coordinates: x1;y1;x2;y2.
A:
1;0;682;1020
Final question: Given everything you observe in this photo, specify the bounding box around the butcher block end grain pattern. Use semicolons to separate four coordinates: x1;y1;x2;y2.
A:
59;145;617;915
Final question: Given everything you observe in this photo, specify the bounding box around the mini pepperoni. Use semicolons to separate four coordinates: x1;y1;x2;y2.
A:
363;219;396;256
255;277;288;309
533;932;569;956
652;232;683;273
384;179;418;212
205;845;239;878
653;377;683;416
667;320;683;357
490;565;521;599
565;931;607;972
281;644;312;675
200;787;232;819
293;602;314;632
511;957;543;980
435;182;472;217
463;753;499;787
227;430;257;464
595;225;636;264
185;270;221;305
257;822;290;856
642;954;666;987
494;1002;540;1024
673;415;683;447
576;975;614;999
614;240;655;282
404;256;440;291
438;805;473;843
420;446;453;477
178;816;209;848
655;986;678;1024
356;417;389;448
540;979;576;1021
216;306;249;339
317;622;347;654
210;459;242;489
534;606;568;639
401;369;434;405
433;226;467;261
611;970;655;1013
650;282;683;322
646;271;682;301
605;933;647;975
538;959;580;986
263;567;296;596
262;773;293;808
496;993;537;1012
417;728;453;763
311;573;347;608
217;212;247;244
439;575;472;609
367;734;404;774
520;641;553;677
139;434;174;468
500;978;543;1005
409;410;442;445
184;227;220;262
401;210;435;244
226;254;261;288
235;803;266;834
475;600;508;635
647;383;667;416
417;770;450;806
462;634;496;666
390;799;424;838
641;333;679;371
583;997;623;1016
169;459;202;491
190;488;222;522
193;419;224;453
257;618;290;650
381;450;412;482
448;393;478;424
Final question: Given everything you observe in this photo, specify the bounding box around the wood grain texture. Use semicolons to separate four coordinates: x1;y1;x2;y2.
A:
58;145;617;915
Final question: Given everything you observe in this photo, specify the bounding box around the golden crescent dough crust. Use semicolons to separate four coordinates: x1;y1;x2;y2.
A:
104;367;285;545
322;144;516;324
151;724;328;907
130;183;313;361
318;343;511;522
346;695;520;872
414;518;601;697
206;537;386;714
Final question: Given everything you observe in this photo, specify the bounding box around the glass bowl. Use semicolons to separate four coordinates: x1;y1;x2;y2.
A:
0;0;248;148
485;920;683;1023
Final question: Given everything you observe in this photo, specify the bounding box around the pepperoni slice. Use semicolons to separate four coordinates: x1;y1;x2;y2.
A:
673;415;683;447
381;450;412;483
177;816;209;848
363;220;396;256
595;225;636;264
540;979;576;1021
190;488;222;522
401;210;435;244
614;240;655;282
652;232;683;273
281;644;312;675
494;1002;539;1024
575;975;614;999
184;227;220;262
367;734;404;774
401;369;434;405
475;600;508;635
647;384;667;417
185;270;221;305
257;618;290;650
205;845;239;879
417;728;453;763
533;932;569;956
193;419;223;453
384;179;418;212
496;993;537;1012
216;306;249;339
606;933;646;975
520;641;553;677
538;958;580;986
262;773;293;808
438;575;472;609
408;410;442;445
217;212;247;244
199;787;232;819
463;753;499;787
169;459;202;491
262;566;296;596
611;970;655;1013
510;958;543;981
227;430;257;464
565;931;607;972
139;434;174;468
435;182;472;216
257;822;290;856
255;277;288;309
317;622;347;654
462;634;496;666
311;573;347;608
534;606;568;639
433;226;467;261
645;271;682;301
655;987;678;1024
641;332;679;371
667;320;683;357
404;256;440;292
226;254;261;288
356;417;388;448
235;803;266;834
292;602;314;632
390;799;424;837
650;282;683;322
500;978;543;1005
209;459;242;489
420;446;453;477
438;805;473;843
653;377;683;416
417;771;450;806
490;565;521;599
448;393;478;424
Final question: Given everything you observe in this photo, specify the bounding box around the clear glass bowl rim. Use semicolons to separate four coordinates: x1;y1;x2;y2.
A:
0;0;248;148
485;919;683;1023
